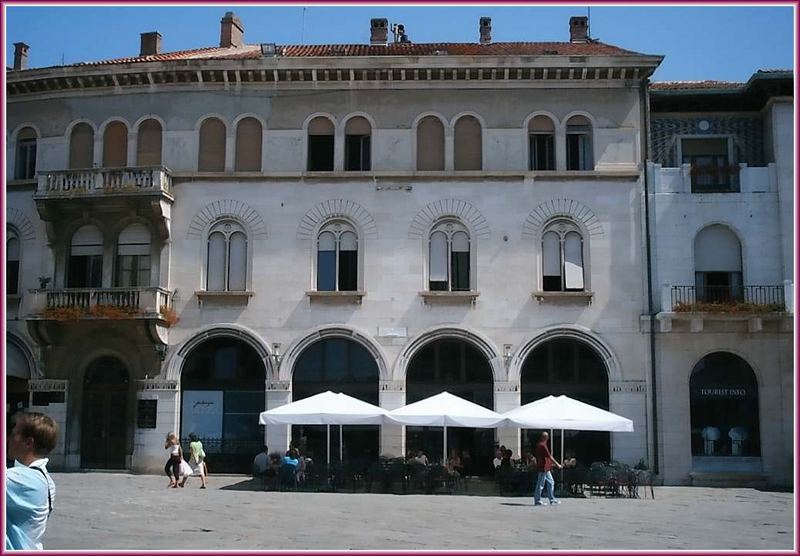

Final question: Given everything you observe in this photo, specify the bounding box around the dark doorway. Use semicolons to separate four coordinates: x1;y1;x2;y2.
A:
181;336;267;473
520;338;610;465
81;357;129;469
406;339;494;476
292;338;380;467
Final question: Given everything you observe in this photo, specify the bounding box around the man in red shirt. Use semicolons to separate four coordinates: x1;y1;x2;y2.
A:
533;431;562;506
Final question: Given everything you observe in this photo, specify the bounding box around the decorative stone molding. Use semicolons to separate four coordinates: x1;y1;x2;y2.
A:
28;379;67;392
379;380;405;392
408;199;491;240
609;380;646;394
522;198;603;240
7;208;36;240
494;381;520;393
296;199;378;240
267;380;290;391
187;199;268;239
136;379;178;391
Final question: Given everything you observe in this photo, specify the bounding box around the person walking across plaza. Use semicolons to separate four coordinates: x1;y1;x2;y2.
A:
164;432;182;488
6;411;58;550
188;433;207;489
533;431;562;506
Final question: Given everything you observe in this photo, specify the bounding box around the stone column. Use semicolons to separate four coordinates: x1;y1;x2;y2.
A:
608;380;648;467
265;381;291;454
27;379;69;469
379;380;405;458
132;378;179;473
494;381;520;456
555;126;567;170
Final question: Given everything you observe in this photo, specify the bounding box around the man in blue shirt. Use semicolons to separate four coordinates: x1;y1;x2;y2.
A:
6;412;58;550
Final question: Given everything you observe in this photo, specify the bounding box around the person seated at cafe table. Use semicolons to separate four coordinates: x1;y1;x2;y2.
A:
282;448;300;469
408;450;429;467
500;448;513;471
446;449;462;477
493;445;506;470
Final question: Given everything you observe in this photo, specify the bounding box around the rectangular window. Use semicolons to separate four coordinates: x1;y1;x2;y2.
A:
566;133;591;170
15;140;37;180
7;261;19;295
117;255;151;287
530;134;554;171
345;135;371;171
450;252;470;291
308;136;334;171
68;255;103;288
317;251;336;291
338;250;358;291
682;138;736;193
136;399;158;429
695;271;743;303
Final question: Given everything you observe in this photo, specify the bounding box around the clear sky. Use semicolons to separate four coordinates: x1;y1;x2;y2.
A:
4;4;795;82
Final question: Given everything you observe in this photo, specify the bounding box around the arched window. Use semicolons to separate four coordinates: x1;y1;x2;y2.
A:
694;224;742;302
690;352;760;457
69;123;94;169
207;220;247;291
307;116;334;171
116;223;151;287
417;116;445;171
344;117;371;171
429;220;470;291
68;224;103;288
566;115;593;170
103;121;128;167
198;118;226;172
317;221;358;292
235;117;263;172
7;229;20;294
542;219;584;291
529;116;555;171
136;119;162;166
454;115;482;170
15;127;37;180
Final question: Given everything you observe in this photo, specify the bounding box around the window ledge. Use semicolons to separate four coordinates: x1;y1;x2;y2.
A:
533;291;593;304
306;290;366;304
195;290;254;306
419;291;480;305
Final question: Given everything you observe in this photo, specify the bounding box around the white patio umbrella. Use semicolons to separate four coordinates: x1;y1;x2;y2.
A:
387;391;507;465
258;390;392;465
502;395;633;484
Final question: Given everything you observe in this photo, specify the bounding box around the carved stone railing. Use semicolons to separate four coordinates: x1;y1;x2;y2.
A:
36;166;171;197
27;287;171;320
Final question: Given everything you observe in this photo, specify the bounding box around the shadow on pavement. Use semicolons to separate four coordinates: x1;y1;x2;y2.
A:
219;478;264;491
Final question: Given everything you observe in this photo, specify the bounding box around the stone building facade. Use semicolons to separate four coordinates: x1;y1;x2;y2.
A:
4;12;792;486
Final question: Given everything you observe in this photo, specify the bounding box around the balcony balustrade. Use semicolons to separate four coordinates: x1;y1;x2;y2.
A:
668;285;786;313
28;287;172;321
649;163;778;194
36;166;171;197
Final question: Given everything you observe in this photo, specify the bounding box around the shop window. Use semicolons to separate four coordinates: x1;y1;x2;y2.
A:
207;220;247;291
454;115;482;170
69;123;94;169
694;224;743;302
429;220;470;291
136;119;162;166
307;117;334;171
416;116;445;171
542;220;585;291
344;117;371;171
103;121;128;167
528;116;555;171
198;117;226;172
235;117;263;172
116;223;151;287
316;221;358;291
68;224;103;288
566;115;593;170
15;127;37;180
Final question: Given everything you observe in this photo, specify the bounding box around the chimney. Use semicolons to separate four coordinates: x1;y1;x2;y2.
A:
479;17;492;45
370;18;388;46
13;42;29;70
569;16;589;43
139;32;162;56
220;11;244;48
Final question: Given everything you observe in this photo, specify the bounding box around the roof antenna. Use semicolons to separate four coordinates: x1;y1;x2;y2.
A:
587;6;592;40
301;7;306;45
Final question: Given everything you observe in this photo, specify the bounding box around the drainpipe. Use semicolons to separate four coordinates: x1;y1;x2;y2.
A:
640;78;659;475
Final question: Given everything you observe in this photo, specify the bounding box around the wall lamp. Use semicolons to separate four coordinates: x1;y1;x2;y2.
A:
503;344;514;366
271;342;283;368
154;343;168;362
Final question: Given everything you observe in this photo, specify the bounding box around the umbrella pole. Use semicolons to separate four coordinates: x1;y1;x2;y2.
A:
443;425;448;467
339;425;343;462
560;429;565;487
326;424;330;467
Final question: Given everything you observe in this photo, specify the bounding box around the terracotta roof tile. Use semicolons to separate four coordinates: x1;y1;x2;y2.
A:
650;80;744;91
72;41;648;67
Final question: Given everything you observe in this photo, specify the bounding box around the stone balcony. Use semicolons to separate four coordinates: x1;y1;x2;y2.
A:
35;166;172;198
648;162;778;194
27;286;172;321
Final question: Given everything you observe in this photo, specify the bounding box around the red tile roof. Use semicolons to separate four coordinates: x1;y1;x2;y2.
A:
650;80;744;91
72;41;649;67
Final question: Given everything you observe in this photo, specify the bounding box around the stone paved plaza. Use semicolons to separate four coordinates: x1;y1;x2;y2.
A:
42;472;793;551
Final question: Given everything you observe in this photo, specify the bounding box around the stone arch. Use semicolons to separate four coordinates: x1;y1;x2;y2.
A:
6;208;36;241
167;323;274;381
279;324;390;383
408;199;491;240
688;348;762;389
508;324;621;383
394;324;504;383
691;221;746;279
7;331;39;379
522;110;560;131
341;111;377;132
187;199;267;239
522;198;604;240
9;122;42;142
296;199;378;240
561;110;599;132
